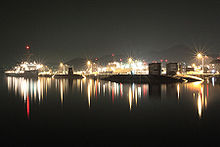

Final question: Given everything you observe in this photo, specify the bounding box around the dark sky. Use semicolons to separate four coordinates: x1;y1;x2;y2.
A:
1;0;220;66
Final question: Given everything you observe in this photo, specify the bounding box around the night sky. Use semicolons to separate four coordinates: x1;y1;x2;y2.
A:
1;0;220;67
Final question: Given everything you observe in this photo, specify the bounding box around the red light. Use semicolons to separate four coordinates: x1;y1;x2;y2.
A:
26;46;30;50
95;58;98;61
112;53;115;57
160;59;163;62
165;59;168;62
27;95;30;120
120;58;122;61
112;86;114;104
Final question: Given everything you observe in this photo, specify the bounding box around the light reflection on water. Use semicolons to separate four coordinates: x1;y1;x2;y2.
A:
6;77;212;120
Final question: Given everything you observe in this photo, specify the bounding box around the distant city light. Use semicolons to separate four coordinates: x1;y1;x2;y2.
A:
128;58;133;63
36;64;43;69
60;62;63;67
197;53;203;59
192;63;196;67
87;61;91;66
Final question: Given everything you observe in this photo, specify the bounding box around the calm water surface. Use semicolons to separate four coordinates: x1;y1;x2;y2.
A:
1;75;220;146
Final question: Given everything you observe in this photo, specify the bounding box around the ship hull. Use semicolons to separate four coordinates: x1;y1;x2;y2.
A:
5;70;38;78
54;74;83;79
5;73;24;77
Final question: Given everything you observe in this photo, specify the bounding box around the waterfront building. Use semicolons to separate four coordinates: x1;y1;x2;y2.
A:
166;63;178;75
210;59;220;73
149;63;161;75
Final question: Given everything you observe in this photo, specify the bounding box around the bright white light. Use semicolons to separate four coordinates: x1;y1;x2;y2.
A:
36;64;43;69
87;61;91;66
197;53;203;59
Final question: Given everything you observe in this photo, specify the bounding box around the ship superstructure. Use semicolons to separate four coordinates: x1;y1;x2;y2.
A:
5;45;49;78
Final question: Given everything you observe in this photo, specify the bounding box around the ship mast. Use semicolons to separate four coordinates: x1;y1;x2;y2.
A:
24;45;33;62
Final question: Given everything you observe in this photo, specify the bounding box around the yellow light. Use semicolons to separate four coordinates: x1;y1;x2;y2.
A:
87;61;91;66
129;87;132;111
87;83;91;108
128;58;132;63
197;53;203;59
60;62;63;67
197;93;202;118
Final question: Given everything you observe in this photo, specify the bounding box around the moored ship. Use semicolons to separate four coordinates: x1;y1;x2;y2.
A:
5;61;43;78
5;45;46;78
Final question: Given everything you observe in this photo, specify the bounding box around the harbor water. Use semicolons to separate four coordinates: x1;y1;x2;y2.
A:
1;74;220;146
